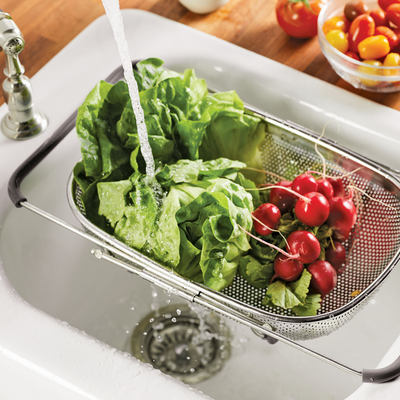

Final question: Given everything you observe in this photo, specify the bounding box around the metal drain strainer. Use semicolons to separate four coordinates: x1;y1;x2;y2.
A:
129;304;231;384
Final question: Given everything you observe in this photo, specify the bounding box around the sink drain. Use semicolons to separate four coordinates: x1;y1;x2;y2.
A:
130;304;231;384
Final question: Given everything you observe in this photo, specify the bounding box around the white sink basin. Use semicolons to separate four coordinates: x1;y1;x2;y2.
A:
0;9;400;399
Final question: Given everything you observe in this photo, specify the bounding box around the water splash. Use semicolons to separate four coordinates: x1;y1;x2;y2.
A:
101;0;155;177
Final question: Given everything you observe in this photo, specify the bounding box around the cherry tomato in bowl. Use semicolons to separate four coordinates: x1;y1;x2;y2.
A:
276;0;328;38
317;0;400;92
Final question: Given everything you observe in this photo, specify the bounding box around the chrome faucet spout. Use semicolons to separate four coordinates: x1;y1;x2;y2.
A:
0;12;47;140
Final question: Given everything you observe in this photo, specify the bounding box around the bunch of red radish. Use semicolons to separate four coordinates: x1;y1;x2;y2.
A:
252;172;357;299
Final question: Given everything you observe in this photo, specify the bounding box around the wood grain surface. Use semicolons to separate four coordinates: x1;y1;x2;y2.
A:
1;0;400;111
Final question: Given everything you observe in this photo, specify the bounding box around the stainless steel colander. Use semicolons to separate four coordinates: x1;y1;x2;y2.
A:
68;100;400;339
9;63;400;383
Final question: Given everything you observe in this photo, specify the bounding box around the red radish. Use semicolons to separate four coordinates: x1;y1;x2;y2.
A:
326;241;347;274
295;192;330;227
327;195;357;233
317;178;334;201
237;227;318;264
272;254;304;282
269;180;297;214
292;173;318;195
326;177;346;197
308;260;337;298
333;227;351;242
286;230;321;264
252;203;281;236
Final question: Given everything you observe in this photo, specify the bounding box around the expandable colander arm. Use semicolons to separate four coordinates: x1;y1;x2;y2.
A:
6;63;400;385
8;110;77;207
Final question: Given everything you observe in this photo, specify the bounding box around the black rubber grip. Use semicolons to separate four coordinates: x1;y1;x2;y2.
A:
7;62;133;208
362;355;400;383
8;110;78;207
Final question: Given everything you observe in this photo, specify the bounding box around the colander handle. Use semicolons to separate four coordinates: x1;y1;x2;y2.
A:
8;63;136;208
362;356;400;383
8;110;77;207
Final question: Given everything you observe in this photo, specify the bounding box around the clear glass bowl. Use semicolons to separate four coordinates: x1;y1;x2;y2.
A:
318;0;400;92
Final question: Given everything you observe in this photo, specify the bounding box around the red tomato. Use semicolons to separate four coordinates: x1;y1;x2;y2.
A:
378;0;400;11
375;26;399;49
391;28;400;51
369;8;389;26
386;3;400;26
345;50;361;60
348;14;375;52
276;0;327;38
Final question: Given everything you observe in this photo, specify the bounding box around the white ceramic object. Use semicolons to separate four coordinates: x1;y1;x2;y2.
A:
179;0;230;14
0;9;400;400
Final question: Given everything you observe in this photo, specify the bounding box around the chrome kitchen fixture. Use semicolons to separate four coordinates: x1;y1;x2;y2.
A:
0;12;47;140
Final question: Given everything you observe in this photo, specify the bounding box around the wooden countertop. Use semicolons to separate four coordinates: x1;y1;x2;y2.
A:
1;0;400;111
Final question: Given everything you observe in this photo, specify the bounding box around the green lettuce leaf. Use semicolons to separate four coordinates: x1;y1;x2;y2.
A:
292;294;321;316
176;179;253;291
156;158;245;187
239;255;274;289
75;80;113;180
113;175;159;251
198;92;266;184
262;269;321;316
233;172;262;209
149;183;207;269
134;57;165;91
97;180;133;228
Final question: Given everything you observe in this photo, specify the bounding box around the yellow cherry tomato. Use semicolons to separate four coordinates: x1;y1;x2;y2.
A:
326;30;349;53
383;52;400;77
358;35;390;60
358;59;383;86
323;16;350;35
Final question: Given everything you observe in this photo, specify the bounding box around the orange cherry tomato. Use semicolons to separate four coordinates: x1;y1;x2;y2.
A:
358;59;383;86
358;35;391;59
326;30;350;52
276;0;327;38
348;14;375;53
386;3;400;26
323;16;350;35
375;26;399;49
369;8;389;26
383;52;400;76
378;0;400;11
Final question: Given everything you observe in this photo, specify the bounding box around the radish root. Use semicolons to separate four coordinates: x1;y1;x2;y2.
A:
246;185;310;203
348;185;398;213
238;224;299;260
244;167;285;182
251;214;289;247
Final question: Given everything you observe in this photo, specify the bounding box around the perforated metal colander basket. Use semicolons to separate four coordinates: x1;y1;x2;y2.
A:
9;63;400;383
68;112;400;342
